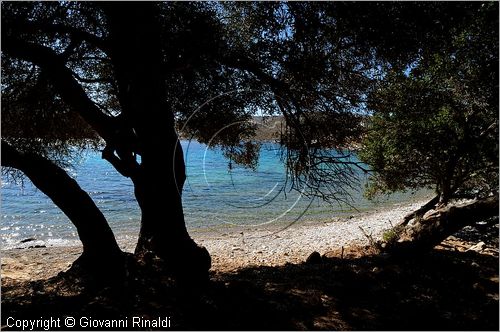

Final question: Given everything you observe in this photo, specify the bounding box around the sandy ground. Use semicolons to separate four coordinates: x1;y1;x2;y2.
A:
1;198;432;281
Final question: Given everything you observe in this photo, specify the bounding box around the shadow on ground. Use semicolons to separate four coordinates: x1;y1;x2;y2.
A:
2;224;499;330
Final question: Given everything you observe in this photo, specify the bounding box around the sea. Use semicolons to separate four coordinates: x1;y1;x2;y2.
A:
1;141;430;250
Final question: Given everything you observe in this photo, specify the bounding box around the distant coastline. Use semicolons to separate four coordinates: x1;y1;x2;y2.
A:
180;115;363;151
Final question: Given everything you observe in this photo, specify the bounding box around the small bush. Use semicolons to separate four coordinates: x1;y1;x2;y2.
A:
382;229;398;243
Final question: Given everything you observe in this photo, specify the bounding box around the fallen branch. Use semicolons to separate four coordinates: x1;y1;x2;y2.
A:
384;195;499;255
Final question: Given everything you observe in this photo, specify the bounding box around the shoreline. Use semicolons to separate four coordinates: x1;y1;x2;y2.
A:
1;197;432;281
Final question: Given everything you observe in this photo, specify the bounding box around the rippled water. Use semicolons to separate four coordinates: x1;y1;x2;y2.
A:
1;141;429;249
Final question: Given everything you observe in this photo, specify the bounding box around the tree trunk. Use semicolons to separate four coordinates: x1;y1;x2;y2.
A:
399;195;439;226
101;3;211;278
133;138;211;278
383;195;499;255
1;142;123;270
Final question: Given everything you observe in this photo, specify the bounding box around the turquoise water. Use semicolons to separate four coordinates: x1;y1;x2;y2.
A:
1;141;429;249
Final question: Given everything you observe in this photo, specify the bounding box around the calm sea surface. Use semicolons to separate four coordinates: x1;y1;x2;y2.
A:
1;141;429;249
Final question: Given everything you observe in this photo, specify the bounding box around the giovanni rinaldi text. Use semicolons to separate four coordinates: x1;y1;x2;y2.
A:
6;316;172;330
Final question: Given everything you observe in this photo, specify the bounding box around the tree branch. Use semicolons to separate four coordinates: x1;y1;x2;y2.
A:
71;71;113;84
101;144;140;178
1;140;121;256
7;20;110;55
2;35;116;142
221;53;288;94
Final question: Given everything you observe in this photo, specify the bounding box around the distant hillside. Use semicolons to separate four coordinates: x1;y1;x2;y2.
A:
179;115;366;148
252;115;366;150
252;116;284;141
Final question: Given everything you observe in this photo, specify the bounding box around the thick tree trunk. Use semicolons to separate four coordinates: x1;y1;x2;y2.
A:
133;138;211;277
383;195;499;255
101;3;211;278
1;142;123;269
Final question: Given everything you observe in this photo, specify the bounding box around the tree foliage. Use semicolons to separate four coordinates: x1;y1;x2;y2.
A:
359;2;498;204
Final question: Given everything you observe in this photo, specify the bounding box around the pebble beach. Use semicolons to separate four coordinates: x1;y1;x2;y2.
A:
1;198;431;281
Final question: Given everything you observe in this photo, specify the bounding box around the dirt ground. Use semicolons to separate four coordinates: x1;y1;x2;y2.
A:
1;223;498;330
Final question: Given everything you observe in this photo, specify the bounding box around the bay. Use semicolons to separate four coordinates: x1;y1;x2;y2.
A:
1;141;429;249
